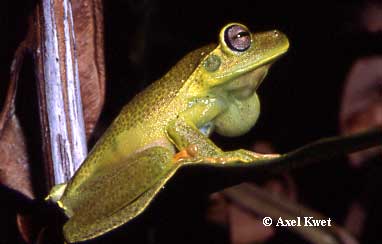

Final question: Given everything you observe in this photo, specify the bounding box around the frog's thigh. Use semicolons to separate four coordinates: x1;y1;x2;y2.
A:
63;146;179;243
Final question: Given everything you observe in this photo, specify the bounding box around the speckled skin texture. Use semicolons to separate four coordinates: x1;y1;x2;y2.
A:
62;44;216;201
49;23;289;242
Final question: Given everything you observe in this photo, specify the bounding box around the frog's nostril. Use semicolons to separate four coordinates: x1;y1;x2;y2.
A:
273;30;280;37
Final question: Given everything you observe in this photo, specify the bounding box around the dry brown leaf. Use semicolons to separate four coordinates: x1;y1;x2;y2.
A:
71;0;105;139
0;115;33;199
0;38;33;199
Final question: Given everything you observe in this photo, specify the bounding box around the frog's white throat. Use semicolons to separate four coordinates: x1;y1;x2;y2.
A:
226;65;269;100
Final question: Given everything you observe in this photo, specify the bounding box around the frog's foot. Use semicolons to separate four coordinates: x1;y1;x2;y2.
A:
57;200;74;217
45;183;67;202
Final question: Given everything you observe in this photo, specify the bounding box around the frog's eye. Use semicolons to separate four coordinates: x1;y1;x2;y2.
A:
224;25;251;52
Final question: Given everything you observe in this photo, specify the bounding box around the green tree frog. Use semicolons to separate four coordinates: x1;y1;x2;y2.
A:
47;23;289;243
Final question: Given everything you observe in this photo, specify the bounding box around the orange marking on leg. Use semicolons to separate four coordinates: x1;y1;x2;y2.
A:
172;144;199;163
173;149;191;162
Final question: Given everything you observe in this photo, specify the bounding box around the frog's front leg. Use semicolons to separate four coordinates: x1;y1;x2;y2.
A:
167;96;279;165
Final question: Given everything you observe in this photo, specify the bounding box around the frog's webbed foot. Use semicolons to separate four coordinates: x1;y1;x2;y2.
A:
45;183;67;202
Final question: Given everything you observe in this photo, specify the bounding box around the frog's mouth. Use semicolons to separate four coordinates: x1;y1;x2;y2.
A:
224;65;269;99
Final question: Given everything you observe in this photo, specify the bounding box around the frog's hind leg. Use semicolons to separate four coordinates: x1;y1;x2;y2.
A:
62;147;182;243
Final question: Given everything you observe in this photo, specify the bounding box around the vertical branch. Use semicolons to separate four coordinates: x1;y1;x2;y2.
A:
34;0;87;188
63;0;88;176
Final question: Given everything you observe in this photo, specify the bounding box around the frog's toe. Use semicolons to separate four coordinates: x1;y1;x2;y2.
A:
45;183;67;202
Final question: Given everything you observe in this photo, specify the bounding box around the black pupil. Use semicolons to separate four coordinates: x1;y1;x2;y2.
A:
224;25;251;52
237;31;249;38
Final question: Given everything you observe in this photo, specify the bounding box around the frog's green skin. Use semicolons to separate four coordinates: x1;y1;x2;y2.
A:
47;23;289;243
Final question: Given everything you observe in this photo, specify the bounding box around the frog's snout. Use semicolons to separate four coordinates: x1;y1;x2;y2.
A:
271;30;290;53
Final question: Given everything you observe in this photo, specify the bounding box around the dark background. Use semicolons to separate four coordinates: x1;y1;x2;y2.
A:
2;0;381;243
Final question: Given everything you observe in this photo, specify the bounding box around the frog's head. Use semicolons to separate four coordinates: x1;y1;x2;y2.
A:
195;23;289;137
200;23;289;93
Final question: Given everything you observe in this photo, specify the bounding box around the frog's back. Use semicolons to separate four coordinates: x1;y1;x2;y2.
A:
116;44;216;130
92;44;218;151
